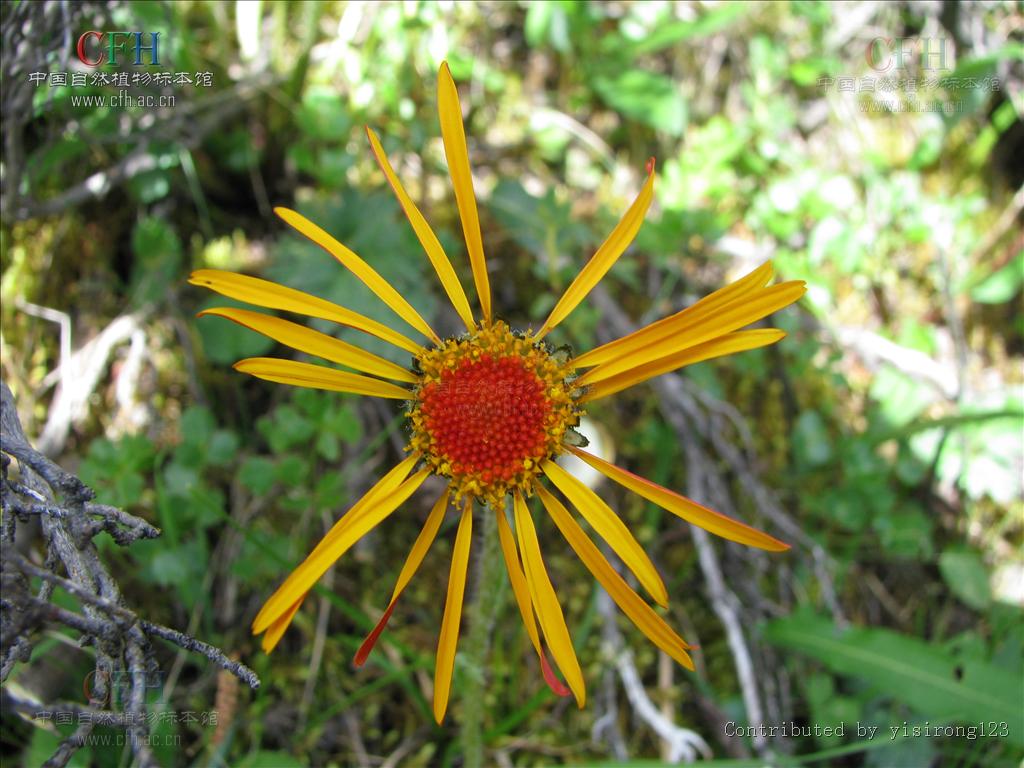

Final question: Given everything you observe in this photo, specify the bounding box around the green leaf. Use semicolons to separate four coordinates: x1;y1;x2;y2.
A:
869;367;935;428
908;130;943;170
820;488;870;531
127;168;172;204
196;297;276;365
207;429;240;466
274;454;310;488
27;136;88;187
180;406;215;446
805;673;859;746
765;613;1024;744
143;539;206;589
236;752;307;768
147;707;181;767
489;180;587;264
131;217;182;304
316;430;339;462
592;69;687;136
162;461;199;498
870;407;1024;444
267;190;438;365
971;252;1023;304
232;529;292;581
187;483;226;528
207;128;261;172
325;404;363;444
627;2;749;56
524;2;572;53
313;472;346;511
260;404;316;451
293;388;329;420
111;471;144;510
871;503;933;558
939;550;991;610
239;456;276;495
949;43;1024;81
25;723;62;766
789;56;839;86
793;410;833;467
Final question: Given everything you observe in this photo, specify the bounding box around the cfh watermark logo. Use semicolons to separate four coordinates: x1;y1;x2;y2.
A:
866;37;953;72
76;31;161;67
83;668;163;707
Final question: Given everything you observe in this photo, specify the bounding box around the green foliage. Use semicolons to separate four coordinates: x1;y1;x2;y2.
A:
939;549;992;611
236;752;307;768
197;296;276;364
765;612;1024;746
972;252;1024;304
265;189;439;361
131;217;183;305
6;1;1022;766
592;69;687;136
79;435;156;510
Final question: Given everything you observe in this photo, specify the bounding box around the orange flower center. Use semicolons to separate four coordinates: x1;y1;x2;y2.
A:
407;321;582;507
419;355;550;481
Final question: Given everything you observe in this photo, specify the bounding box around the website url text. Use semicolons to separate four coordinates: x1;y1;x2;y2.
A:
70;90;176;108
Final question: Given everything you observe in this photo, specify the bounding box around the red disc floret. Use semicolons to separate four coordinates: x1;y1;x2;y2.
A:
418;354;552;483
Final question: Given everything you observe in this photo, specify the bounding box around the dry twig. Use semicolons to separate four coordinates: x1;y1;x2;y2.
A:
588;282;840;759
1;382;259;767
597;588;712;764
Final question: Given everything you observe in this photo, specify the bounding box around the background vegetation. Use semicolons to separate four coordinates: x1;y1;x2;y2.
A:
2;1;1022;766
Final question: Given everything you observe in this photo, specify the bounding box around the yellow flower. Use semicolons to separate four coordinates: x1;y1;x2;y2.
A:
190;62;805;724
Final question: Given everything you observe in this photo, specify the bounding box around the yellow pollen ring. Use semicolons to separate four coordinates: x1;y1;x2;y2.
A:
406;321;583;508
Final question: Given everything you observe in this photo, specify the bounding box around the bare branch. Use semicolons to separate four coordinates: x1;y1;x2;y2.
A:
1;381;260;768
586;281;841;757
598;589;712;763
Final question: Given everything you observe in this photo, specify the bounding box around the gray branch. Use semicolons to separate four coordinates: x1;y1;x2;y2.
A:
587;281;837;758
1;381;260;768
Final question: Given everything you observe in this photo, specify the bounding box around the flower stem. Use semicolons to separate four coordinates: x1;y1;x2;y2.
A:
459;502;507;766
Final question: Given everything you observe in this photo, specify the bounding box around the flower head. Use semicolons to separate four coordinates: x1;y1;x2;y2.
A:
407;320;582;509
191;62;805;723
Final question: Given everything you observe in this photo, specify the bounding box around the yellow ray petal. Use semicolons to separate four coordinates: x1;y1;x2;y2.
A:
433;501;473;724
541;460;668;607
389;490;450;603
577;281;805;383
496;508;544;654
234;358;410;399
582;328;784;387
495;507;570;696
569;447;789;551
199;307;416;383
724;259;774;294
536;161;656;340
513;491;586;707
254;455;419;647
261;597;303;654
438;61;490;323
252;464;427;634
365;127;476;331
536;485;694;670
275;207;440;344
188;269;422;355
306;455;420;559
580;329;786;402
572;261;779;369
355;490;451;667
